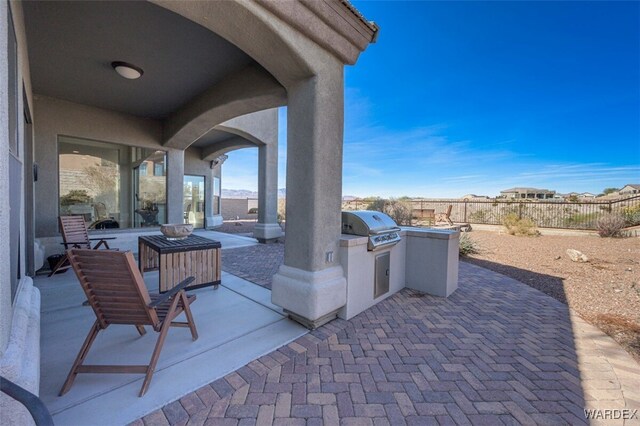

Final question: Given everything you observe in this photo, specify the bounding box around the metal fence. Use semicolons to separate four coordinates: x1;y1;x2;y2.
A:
343;196;640;230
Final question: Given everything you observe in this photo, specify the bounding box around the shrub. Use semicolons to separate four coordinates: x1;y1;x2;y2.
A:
503;213;539;236
621;204;640;226
366;198;412;226
60;189;92;206
469;209;489;223
385;198;412;226
277;198;286;223
596;213;626;237
458;232;479;256
366;198;386;212
248;207;258;214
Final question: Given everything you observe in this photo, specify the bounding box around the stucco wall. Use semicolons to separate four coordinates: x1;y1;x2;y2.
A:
2;0;36;357
32;97;226;237
0;1;11;354
1;6;42;424
222;198;259;220
33;96;168;237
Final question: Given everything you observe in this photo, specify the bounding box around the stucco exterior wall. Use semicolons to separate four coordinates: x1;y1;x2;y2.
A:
31;96;233;238
221;198;259;220
0;0;11;354
33;96;167;237
2;0;36;358
2;4;42;424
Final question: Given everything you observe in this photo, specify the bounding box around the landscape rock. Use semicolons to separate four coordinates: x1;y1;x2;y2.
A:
566;249;589;263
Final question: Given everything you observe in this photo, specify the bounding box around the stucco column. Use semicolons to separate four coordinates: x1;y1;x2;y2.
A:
271;62;347;328
254;142;282;242
167;149;184;225
0;0;12;352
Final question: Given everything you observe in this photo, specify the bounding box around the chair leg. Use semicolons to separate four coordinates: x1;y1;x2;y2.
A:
139;296;180;397
59;320;101;396
135;325;146;336
180;292;198;341
93;240;110;250
48;254;70;277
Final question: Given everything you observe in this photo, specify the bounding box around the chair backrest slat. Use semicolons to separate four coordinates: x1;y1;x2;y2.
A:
67;249;159;327
60;216;91;249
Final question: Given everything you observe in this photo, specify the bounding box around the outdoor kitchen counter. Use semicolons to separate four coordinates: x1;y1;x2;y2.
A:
402;227;459;297
338;229;407;247
338;231;407;320
338;227;459;320
338;227;458;245
401;227;459;239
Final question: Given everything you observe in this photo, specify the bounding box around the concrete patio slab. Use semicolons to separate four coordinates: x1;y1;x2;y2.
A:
34;270;306;425
195;230;259;250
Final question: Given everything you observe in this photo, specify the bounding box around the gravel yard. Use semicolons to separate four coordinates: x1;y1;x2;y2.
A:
462;230;640;361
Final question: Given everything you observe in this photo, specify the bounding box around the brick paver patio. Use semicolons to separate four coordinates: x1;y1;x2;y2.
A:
222;243;284;290
135;261;640;426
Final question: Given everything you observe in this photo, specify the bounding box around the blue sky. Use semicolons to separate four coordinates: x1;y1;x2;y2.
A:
222;1;639;198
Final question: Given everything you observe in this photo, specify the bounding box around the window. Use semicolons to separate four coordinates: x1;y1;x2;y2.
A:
8;7;20;301
58;136;167;229
8;7;18;155
213;176;221;215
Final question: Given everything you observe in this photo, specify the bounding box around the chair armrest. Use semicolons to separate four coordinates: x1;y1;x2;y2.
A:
89;237;116;241
148;277;195;308
61;241;88;248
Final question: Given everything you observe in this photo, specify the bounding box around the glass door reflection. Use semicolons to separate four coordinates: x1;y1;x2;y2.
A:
184;175;205;228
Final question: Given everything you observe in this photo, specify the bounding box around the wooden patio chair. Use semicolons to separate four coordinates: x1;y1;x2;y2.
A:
59;249;198;397
48;215;116;276
435;204;454;226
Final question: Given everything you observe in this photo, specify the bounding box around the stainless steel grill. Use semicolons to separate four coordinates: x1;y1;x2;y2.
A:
341;211;402;251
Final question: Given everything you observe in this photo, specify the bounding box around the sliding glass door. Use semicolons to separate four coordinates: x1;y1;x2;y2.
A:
184;175;205;228
58;136;166;229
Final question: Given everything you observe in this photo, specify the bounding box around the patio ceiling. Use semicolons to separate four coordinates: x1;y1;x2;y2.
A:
23;1;267;120
190;129;235;148
191;129;255;160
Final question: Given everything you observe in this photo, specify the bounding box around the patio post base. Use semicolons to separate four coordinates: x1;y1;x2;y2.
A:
284;308;339;330
253;223;283;243
271;264;346;329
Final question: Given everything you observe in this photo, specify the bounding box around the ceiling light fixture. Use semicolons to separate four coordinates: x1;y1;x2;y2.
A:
111;61;144;80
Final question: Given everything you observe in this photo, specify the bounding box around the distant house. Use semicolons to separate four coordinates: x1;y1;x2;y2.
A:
460;194;490;200
562;192;596;200
618;184;640;196
579;192;596;199
499;187;556;200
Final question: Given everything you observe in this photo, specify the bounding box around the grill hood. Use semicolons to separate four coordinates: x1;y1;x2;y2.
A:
342;210;400;235
342;211;402;251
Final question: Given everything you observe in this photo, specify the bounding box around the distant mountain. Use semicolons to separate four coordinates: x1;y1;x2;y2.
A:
222;188;287;199
222;189;258;199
